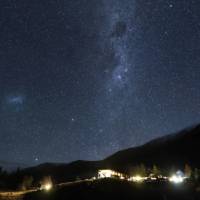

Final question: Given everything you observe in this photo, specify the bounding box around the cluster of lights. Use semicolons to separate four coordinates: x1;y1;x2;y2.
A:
128;175;147;182
169;175;185;184
98;169;125;179
169;170;187;184
97;169;187;185
98;169;114;178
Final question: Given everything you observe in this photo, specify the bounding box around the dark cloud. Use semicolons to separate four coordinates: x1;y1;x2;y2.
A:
111;21;127;38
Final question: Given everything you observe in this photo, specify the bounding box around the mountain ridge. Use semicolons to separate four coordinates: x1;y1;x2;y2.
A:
4;123;200;188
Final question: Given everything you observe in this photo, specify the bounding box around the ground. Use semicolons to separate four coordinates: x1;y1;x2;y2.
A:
21;179;200;200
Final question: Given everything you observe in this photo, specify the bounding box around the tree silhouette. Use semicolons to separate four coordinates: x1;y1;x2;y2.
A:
193;168;200;181
151;165;161;177
20;176;34;190
131;164;147;176
184;164;192;178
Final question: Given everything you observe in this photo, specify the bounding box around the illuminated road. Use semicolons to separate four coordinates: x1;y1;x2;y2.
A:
0;179;93;200
0;189;37;200
58;179;93;187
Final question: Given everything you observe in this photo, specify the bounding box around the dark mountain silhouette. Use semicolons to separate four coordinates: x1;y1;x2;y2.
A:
104;124;200;172
19;160;102;184
0;160;28;171
5;124;200;188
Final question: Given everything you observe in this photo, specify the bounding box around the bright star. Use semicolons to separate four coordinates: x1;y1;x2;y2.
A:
71;118;75;122
117;74;122;80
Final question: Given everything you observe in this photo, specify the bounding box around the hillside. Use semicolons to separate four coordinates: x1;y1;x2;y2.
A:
0;161;28;172
104;124;200;172
4;124;200;188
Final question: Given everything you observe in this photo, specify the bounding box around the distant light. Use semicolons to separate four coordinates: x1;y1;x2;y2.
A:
34;157;39;162
169;175;184;184
129;175;145;182
169;170;187;184
98;169;125;179
98;169;117;178
108;88;112;93
98;169;113;178
124;68;128;73
44;183;52;191
116;74;122;81
134;176;143;182
71;118;75;122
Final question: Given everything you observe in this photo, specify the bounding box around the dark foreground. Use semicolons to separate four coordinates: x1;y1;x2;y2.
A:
23;179;200;200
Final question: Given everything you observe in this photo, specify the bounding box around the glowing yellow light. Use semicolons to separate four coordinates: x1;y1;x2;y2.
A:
134;175;143;181
129;175;145;182
40;176;53;191
44;183;52;191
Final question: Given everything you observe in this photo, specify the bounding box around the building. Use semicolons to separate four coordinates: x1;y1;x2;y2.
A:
98;169;125;179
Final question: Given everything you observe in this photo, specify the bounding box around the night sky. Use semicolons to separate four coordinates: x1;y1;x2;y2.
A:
1;0;200;165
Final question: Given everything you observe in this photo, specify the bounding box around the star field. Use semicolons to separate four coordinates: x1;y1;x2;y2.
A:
0;0;200;165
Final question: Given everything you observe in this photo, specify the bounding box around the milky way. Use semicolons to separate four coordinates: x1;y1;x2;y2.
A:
0;0;200;165
93;1;136;156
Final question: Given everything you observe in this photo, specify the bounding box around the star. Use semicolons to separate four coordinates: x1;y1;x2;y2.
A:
108;88;113;93
124;68;128;73
117;74;122;80
99;129;104;133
